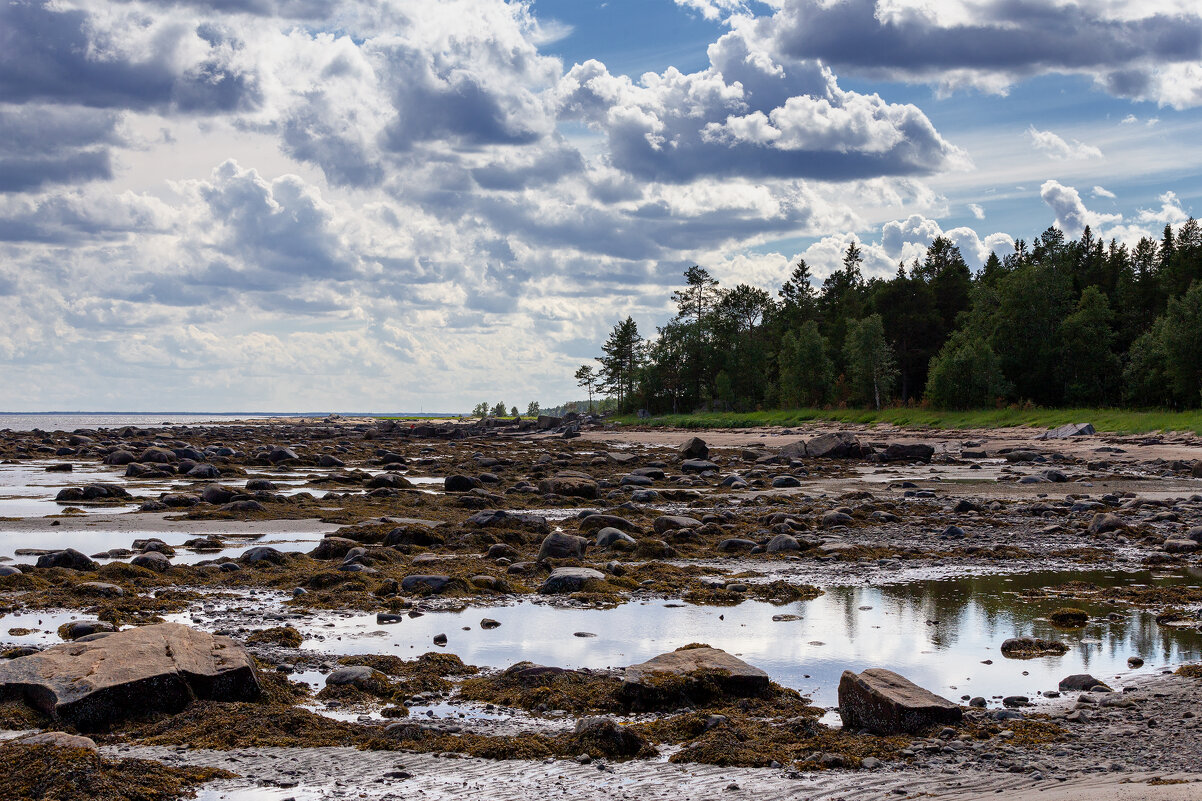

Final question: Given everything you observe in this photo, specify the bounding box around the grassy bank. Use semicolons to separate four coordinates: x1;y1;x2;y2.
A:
612;408;1202;435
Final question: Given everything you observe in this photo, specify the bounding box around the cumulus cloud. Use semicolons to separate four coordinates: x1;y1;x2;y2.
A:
0;105;122;192
757;0;1202;107
1092;185;1117;199
557;27;962;183
1040;180;1123;237
1027;127;1104;160
0;1;260;112
1136;191;1190;226
968;203;985;219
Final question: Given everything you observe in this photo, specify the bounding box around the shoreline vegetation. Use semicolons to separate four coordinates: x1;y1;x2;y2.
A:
610;407;1202;436
570;221;1202;420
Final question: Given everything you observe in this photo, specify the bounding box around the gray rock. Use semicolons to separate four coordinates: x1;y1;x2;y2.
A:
881;444;935;463
1039;423;1095;440
538;567;605;594
838;668;962;735
35;549;98;572
130;552;171;573
679;437;709;460
444;474;482;492
1058;673;1112;692
653;515;702;534
680;459;719;473
766;534;801;553
596;528;637;549
622;647;768;703
538;531;588;560
400;575;457;594
0;623;260;731
240;546;287;566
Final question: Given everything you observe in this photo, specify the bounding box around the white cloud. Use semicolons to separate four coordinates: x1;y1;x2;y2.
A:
1039;180;1123;237
1136;191;1190;226
758;0;1202;108
968;203;984;219
1027;126;1104;160
1091;185;1117;199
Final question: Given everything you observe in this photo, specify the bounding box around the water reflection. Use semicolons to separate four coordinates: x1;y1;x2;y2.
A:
300;570;1202;709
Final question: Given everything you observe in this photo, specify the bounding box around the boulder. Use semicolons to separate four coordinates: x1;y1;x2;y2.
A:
622;647;769;706
0;623;260;730
366;473;413;489
538;475;599;499
766;534;801;553
679;437;709;460
130;552;172;573
881;444;935;463
35;549;98;572
579;514;641;534
1088;513;1127;535
400;575;460;594
680;459;719;473
309;537;361;560
201;484;239;505
538;567;606;594
444;475;482;492
1039;423;1095;440
805;432;863;459
538;531;588;561
240;546;288;566
1000;636;1068;658
595;528;636;549
465;509;549;533
653;515;701;534
837;668;961;734
267;447;299;463
16;731;97;749
1058;673;1112;692
325;665;385;689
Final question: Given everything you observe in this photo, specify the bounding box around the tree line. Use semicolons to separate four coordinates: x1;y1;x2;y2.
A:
579;219;1202;412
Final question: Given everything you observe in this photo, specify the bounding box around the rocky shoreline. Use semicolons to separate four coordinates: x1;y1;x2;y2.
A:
1;416;1202;800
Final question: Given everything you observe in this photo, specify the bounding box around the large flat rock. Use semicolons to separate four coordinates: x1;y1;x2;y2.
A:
838;667;961;734
0;622;261;731
623;646;769;700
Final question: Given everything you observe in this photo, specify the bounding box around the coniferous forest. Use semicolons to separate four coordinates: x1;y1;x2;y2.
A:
583;220;1202;414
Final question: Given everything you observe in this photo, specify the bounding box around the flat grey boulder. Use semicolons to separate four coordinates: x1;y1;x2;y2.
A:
1039;423;1095;440
538;567;605;594
838;668;962;734
653;515;702;534
0;622;260;731
622;646;769;703
579;514;641;534
681;459;719;473
805;432;863;458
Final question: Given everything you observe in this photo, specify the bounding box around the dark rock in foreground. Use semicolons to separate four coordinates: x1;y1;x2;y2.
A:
838;667;962;735
0;622;261;731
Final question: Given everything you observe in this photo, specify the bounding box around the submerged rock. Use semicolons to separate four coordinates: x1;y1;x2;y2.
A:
837;668;962;735
0;622;260;731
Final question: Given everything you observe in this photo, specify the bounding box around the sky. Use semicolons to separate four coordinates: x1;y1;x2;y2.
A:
1;0;1202;413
